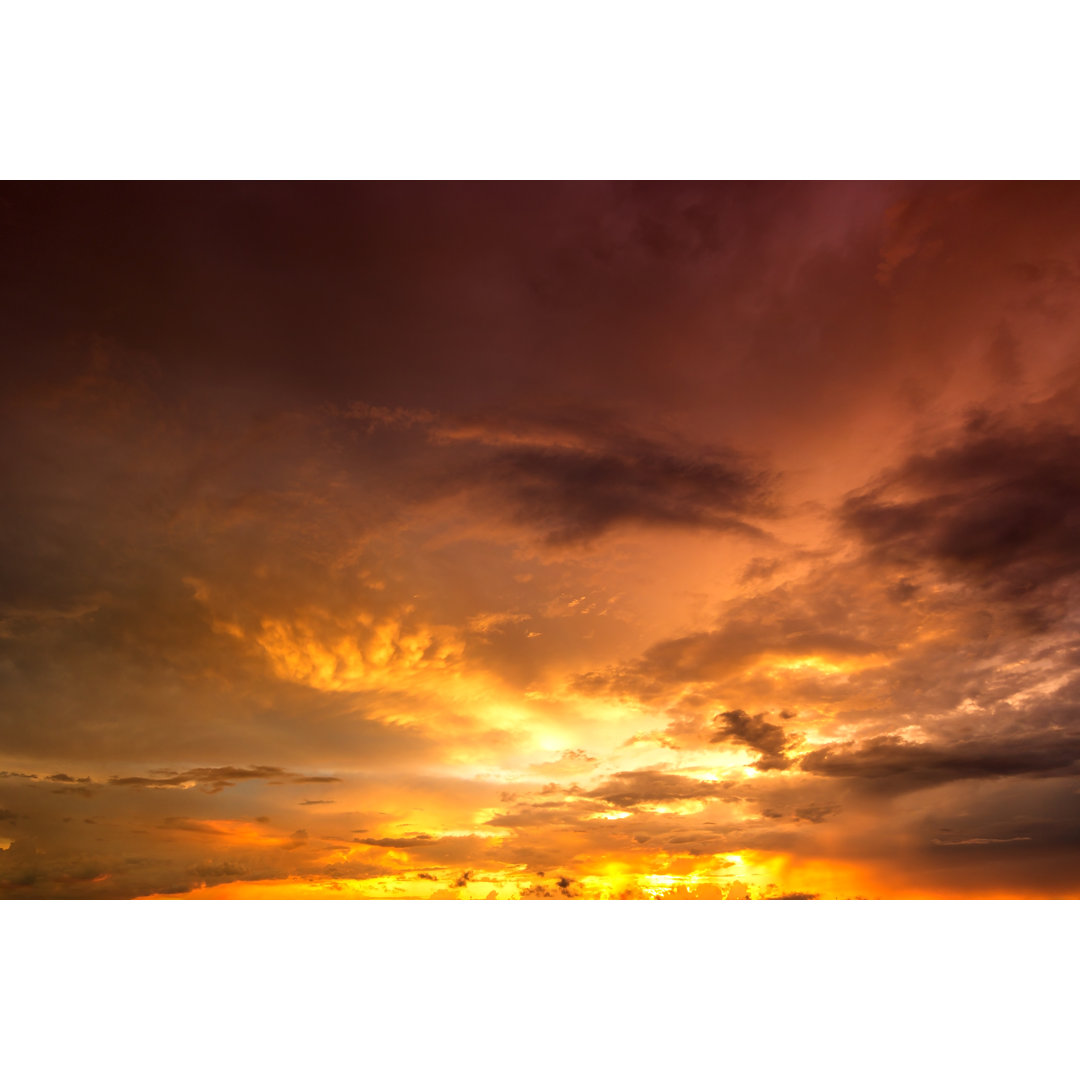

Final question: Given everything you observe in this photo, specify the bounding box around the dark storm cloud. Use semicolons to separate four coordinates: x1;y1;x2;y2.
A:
481;431;773;546
354;403;775;546
108;765;341;793
710;709;793;770
800;732;1080;794
841;414;1080;606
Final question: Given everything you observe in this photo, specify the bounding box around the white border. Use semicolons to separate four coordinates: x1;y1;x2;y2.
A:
3;1;1078;178
2;900;1075;1076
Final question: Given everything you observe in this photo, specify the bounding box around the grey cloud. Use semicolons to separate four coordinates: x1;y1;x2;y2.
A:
800;733;1080;794
482;430;773;546
710;709;793;771
842;414;1080;609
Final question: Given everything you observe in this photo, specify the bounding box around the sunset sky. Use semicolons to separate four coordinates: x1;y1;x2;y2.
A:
4;181;1080;898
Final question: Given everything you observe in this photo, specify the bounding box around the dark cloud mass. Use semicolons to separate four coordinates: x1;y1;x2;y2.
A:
710;710;793;770
484;431;773;546
801;732;1080;794
843;414;1080;605
5;181;1080;897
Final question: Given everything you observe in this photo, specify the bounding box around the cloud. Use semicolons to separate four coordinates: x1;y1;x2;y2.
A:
7;183;1080;898
931;836;1031;846
740;557;781;584
576;605;883;703
354;835;435;848
710;709;793;770
800;732;1080;794
479;427;774;546
585;769;732;808
528;749;598;776
157;817;227;834
108;765;341;794
793;804;839;824
190;861;248;879
841;413;1080;610
319;859;392;881
354;403;777;547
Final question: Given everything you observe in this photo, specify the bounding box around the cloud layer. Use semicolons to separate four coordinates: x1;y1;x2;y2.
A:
4;182;1080;898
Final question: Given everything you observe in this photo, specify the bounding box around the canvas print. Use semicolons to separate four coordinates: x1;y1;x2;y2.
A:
4;181;1080;899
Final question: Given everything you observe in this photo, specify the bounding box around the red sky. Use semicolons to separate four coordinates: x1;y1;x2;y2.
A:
3;181;1080;898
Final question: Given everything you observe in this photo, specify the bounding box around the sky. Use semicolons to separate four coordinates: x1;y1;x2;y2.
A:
3;181;1080;899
